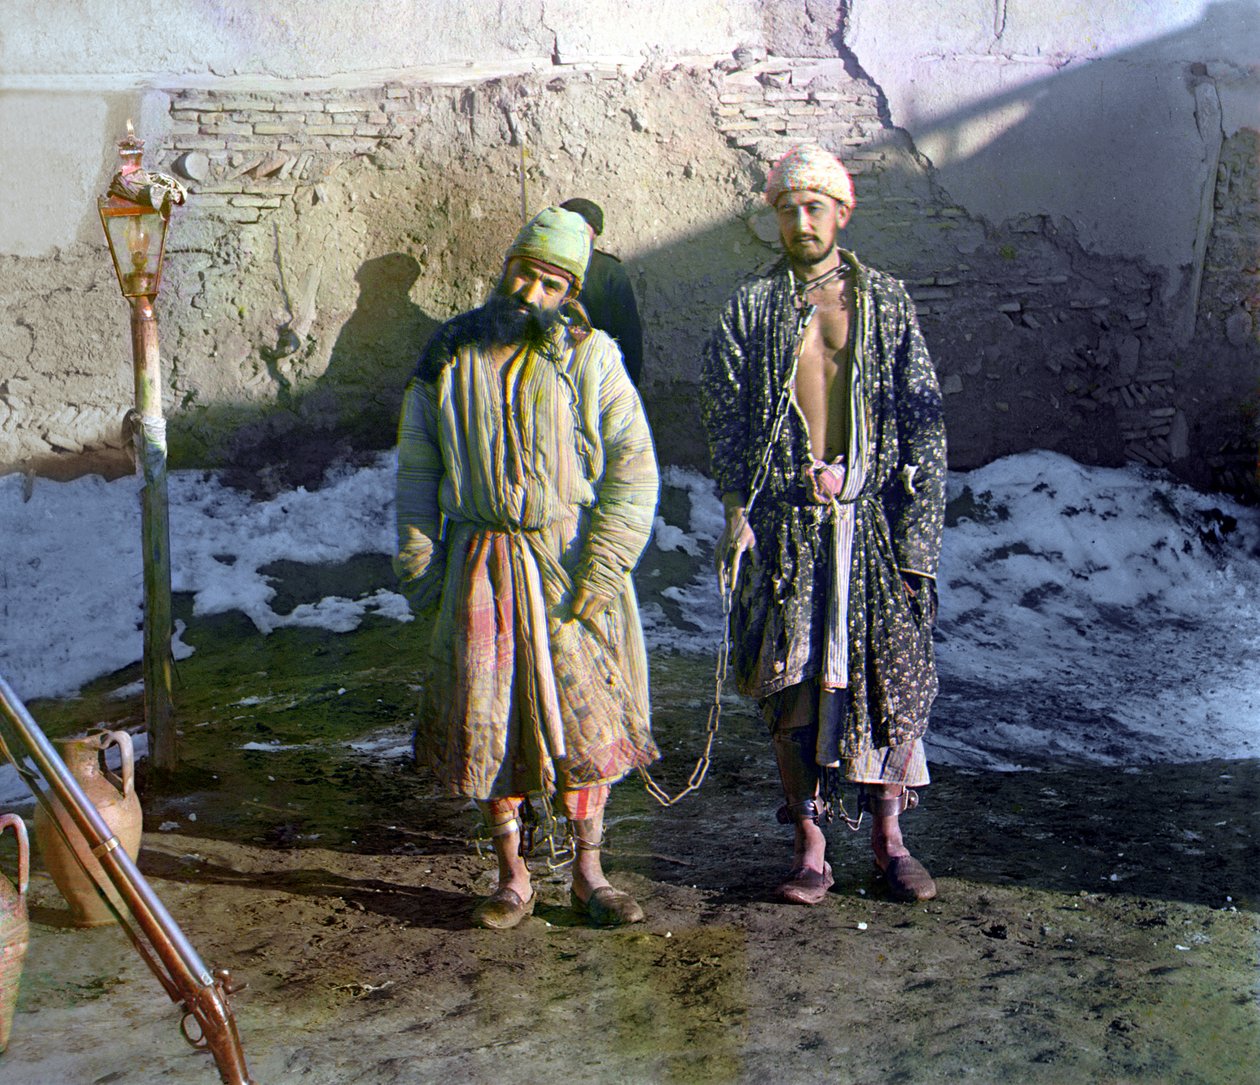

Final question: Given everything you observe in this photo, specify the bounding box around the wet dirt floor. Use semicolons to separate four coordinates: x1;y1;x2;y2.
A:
2;575;1258;1085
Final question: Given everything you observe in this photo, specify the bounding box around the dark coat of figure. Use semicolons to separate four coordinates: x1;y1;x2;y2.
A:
701;144;946;907
561;198;645;384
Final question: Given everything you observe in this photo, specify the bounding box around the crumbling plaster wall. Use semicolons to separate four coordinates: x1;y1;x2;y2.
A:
841;0;1260;493
1;0;1257;497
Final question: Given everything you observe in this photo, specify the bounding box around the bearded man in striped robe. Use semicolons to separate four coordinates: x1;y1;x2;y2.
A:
395;207;659;929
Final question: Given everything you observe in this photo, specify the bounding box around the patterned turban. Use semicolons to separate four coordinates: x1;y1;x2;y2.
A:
764;144;855;209
506;206;592;291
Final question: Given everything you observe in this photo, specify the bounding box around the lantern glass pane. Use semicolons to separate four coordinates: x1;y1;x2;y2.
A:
103;206;166;296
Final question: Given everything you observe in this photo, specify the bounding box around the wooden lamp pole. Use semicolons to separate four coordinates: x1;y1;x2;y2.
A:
98;123;185;775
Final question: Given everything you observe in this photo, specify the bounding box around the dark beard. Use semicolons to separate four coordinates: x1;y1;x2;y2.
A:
784;232;837;270
479;291;566;350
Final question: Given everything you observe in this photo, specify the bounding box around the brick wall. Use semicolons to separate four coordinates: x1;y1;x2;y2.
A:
3;55;1256;497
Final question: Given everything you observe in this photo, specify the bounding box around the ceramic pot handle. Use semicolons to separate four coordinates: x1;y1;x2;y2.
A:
0;812;29;897
100;730;136;798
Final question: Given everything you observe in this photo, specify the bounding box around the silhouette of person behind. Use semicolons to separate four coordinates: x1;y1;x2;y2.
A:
323;253;437;446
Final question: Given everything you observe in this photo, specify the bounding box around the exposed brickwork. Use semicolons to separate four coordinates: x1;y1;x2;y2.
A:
710;56;1209;480
3;58;1256;498
164;86;417;222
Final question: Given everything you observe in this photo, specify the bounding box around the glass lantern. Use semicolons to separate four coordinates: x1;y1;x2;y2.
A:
99;195;169;299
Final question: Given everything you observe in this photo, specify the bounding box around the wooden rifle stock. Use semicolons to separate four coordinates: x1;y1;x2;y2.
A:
0;676;255;1084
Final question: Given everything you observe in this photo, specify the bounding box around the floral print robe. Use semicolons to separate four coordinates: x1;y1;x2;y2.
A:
701;252;946;757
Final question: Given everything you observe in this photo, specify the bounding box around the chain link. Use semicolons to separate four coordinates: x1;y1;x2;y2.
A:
471;790;577;870
637;565;734;806
639;297;820;807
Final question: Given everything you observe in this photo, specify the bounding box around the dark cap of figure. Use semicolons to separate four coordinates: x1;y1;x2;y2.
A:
559;198;604;236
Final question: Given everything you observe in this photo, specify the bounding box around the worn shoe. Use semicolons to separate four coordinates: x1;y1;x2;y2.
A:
472;887;535;930
878;855;937;902
777;861;834;905
570;885;645;927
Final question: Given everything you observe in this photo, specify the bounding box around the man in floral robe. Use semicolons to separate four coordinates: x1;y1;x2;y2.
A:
396;207;659;929
701;145;946;905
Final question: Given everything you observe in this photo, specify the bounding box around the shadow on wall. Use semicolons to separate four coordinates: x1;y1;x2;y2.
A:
312;253;437;444
170;217;763;496
855;0;1258;287
194;253;440;496
837;0;1260;489
215;0;1254;496
16;4;1257;495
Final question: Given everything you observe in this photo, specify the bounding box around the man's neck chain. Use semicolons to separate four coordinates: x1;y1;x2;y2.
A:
791;263;848;310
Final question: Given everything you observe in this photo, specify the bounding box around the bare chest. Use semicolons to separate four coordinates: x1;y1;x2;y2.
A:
792;284;855;460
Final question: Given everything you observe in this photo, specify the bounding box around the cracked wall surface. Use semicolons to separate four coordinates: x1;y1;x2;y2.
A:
1;1;1257;497
846;0;1259;289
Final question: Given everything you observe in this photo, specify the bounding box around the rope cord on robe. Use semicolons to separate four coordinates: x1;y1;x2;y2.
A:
639;293;820;807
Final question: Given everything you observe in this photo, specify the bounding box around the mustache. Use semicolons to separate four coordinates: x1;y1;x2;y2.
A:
786;234;834;259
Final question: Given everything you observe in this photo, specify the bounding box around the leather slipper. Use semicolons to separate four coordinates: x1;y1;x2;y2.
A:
777;861;834;905
878;855;937;902
472;886;535;929
571;885;645;927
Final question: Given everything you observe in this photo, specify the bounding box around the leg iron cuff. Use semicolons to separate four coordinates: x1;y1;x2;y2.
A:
776;798;831;825
487;816;522;839
567;816;605;852
860;788;920;818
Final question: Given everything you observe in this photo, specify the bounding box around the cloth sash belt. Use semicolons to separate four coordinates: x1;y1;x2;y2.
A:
801;455;867;768
462;525;567;761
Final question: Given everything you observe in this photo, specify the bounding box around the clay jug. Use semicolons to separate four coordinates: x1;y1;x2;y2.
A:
0;812;30;1052
34;730;143;927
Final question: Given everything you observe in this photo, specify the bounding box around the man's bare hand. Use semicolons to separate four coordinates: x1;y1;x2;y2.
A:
901;573;938;625
571;584;612;622
715;502;756;584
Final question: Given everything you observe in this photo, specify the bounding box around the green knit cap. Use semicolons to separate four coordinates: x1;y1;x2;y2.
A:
506;206;592;290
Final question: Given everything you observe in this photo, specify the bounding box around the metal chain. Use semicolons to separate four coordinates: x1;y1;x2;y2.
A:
637;571;733;806
471;790;577;871
639;295;819;807
822;766;865;832
736;270;835;525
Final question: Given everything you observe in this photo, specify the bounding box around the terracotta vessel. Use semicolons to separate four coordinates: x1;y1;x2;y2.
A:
34;730;143;927
0;812;30;1052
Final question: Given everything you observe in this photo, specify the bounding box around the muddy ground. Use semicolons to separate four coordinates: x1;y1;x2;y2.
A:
1;558;1258;1085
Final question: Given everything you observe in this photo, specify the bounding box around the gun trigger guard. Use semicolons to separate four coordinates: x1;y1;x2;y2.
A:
181;1010;209;1050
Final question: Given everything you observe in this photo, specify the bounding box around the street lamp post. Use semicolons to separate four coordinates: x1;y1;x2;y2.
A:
98;123;185;775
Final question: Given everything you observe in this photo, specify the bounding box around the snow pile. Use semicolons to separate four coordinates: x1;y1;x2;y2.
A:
933;452;1260;768
3;449;1258;772
0;452;404;701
